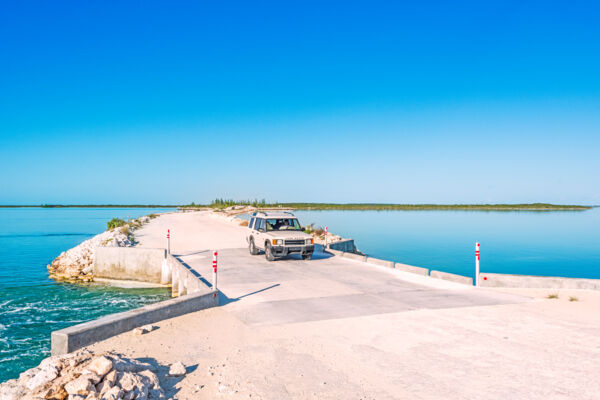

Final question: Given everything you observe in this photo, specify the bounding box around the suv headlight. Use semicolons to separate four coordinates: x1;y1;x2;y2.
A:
306;238;314;245
273;239;283;245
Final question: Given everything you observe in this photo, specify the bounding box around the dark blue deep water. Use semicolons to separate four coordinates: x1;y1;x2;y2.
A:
293;208;600;279
0;208;174;382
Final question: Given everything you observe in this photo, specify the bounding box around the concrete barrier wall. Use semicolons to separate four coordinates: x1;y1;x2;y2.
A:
95;247;165;283
430;270;473;286
327;248;344;256
342;252;367;262
366;257;395;269
168;254;209;297
479;273;600;291
51;290;217;355
395;263;429;276
328;239;356;253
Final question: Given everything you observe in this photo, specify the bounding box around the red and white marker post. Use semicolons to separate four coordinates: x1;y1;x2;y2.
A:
325;226;328;248
475;242;480;287
212;251;218;296
167;229;171;255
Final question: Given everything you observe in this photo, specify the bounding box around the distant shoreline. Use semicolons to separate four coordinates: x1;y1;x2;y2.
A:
200;202;594;211
0;203;593;211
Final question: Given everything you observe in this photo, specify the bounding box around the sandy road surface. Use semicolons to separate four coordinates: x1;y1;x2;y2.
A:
89;211;600;399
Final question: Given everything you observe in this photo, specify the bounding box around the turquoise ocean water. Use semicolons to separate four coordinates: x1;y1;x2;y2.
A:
293;208;600;279
0;208;174;382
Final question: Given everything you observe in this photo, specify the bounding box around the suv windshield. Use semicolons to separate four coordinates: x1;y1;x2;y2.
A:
265;218;302;231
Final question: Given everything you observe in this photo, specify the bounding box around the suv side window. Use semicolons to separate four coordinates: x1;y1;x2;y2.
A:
249;217;255;229
257;218;265;231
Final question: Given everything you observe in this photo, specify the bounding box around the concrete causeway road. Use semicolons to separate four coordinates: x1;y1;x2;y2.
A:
178;247;526;327
89;211;600;399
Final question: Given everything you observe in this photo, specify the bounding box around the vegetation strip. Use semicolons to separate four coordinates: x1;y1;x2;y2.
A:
0;202;592;211
186;200;592;211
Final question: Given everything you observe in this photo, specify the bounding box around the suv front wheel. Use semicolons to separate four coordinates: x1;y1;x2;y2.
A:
265;242;275;262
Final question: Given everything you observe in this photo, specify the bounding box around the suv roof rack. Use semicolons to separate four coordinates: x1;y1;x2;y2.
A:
252;211;295;217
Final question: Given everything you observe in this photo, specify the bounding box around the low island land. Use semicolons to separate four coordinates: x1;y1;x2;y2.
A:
1;201;593;211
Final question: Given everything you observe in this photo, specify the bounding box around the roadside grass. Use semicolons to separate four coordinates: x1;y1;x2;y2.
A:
148;213;158;219
569;296;579;302
547;293;559;299
107;218;126;230
120;226;130;236
239;220;249;226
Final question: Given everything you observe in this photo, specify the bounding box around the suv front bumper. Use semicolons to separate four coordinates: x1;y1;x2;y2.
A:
271;244;314;257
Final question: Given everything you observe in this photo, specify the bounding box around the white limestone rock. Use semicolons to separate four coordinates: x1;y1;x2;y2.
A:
0;379;25;400
87;356;113;378
138;370;160;390
100;386;122;400
168;362;186;377
47;226;135;282
26;365;59;391
64;375;95;395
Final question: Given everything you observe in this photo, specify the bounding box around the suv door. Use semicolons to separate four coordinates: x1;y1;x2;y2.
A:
253;218;264;249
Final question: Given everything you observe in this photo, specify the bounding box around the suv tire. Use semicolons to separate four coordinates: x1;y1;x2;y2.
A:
249;238;258;255
302;253;313;260
265;242;275;262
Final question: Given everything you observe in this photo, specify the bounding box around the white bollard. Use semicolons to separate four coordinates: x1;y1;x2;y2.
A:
167;229;171;254
212;250;218;295
475;242;480;287
160;249;170;284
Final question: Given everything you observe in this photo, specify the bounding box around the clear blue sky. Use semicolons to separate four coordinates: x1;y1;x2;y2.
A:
1;1;599;205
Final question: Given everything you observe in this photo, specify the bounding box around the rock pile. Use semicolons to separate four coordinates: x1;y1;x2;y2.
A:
47;227;135;283
0;350;167;400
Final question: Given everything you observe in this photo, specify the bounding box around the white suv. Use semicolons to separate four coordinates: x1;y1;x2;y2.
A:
246;212;315;261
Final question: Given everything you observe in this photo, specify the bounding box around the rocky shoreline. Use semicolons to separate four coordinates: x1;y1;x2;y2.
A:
46;216;152;283
0;349;181;400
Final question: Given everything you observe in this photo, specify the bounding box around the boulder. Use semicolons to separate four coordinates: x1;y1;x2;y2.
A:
168;362;186;377
117;372;139;392
0;379;25;400
103;370;117;386
112;358;154;373
95;381;112;395
87;356;113;377
133;325;155;335
26;365;59;391
138;370;160;390
64;376;95;396
99;386;122;400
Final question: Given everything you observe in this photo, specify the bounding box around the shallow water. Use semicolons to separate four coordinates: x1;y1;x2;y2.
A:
0;208;174;382
290;208;600;280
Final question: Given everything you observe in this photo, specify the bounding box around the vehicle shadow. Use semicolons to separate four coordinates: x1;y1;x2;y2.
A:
218;283;281;306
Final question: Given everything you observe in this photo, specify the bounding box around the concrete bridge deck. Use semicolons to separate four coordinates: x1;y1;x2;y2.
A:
176;246;527;326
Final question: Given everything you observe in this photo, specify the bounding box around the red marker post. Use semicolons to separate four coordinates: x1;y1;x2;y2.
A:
475;242;480;287
325;226;328;249
212;251;218;296
167;229;171;255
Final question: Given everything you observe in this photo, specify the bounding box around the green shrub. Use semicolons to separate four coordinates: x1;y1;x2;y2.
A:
547;293;559;299
120;226;130;236
107;218;126;230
